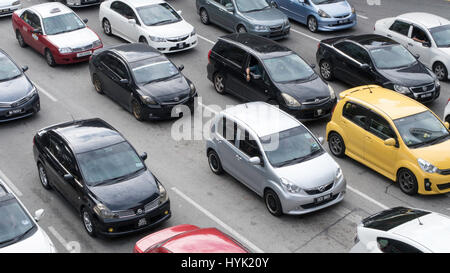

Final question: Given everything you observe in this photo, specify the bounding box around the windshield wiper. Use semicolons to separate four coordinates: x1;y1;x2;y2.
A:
245;6;270;13
150;19;174;26
142;74;178;85
94;168;144;186
0;226;35;247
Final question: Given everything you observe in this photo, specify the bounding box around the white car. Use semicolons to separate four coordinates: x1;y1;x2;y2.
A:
0;179;56;253
0;0;21;17
374;13;450;81
444;98;450;123
99;0;197;53
351;207;450;253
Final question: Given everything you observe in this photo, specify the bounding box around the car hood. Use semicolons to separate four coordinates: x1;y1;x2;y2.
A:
0;228;54;253
275;76;330;103
0;0;17;7
314;1;352;17
0;75;33;103
378;62;434;87
273;153;339;189
410;139;450;169
45;27;99;49
242;8;287;25
142;20;194;38
138;75;190;102
88;171;160;211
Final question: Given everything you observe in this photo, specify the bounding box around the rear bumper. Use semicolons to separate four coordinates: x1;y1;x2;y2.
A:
317;13;357;31
0;94;40;123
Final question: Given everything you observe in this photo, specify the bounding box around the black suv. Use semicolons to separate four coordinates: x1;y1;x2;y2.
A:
316;34;440;103
207;33;336;120
32;118;171;237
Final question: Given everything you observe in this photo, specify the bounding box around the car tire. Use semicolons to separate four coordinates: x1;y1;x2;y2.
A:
320;60;334;81
237;25;247;33
37;163;52;190
132;100;145;121
200;8;210;25
208;150;224;175
102;19;112;36
397;169;418;195
307;16;318;33
139;36;148;44
92;74;104;94
446;115;450;124
264;189;283;217
81;208;97;237
16;30;27;48
433;62;448;81
328;132;346;158
213;72;226;94
45;49;56;67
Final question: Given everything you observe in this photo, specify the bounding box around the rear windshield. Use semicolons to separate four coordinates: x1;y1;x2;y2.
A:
362;207;430;231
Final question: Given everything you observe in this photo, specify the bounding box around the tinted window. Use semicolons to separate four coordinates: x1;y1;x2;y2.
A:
411;26;430;44
218;117;237;145
222;45;247;68
60;144;79;177
104;55;129;80
335;42;371;64
343;102;369;128
48;136;65;163
368;113;396;140
237;127;261;158
21;11;41;29
111;1;136;19
377;237;422;253
390;20;410;36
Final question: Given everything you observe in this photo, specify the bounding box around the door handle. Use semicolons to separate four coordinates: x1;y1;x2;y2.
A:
387;34;392;38
235;155;242;161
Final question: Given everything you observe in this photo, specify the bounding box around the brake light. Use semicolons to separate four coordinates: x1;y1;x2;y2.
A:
208;49;212;63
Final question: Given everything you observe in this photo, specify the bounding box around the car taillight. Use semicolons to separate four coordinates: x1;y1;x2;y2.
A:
208;49;212;63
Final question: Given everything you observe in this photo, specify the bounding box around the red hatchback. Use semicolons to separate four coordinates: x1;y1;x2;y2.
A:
12;2;102;66
134;224;249;253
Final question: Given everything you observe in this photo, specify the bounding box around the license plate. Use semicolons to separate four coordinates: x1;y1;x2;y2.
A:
137;218;147;227
177;43;186;49
77;51;92;57
338;20;349;24
8;109;22;115
1;9;10;13
421;93;432;98
314;194;332;204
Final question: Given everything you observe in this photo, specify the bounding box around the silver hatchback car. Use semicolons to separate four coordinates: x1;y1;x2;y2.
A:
206;102;346;216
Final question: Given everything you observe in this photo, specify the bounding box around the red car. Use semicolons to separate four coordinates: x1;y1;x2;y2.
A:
134;224;249;253
12;2;102;66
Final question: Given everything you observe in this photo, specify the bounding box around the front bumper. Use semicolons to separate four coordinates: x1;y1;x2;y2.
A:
282;97;337;121
417;172;450;195
0;3;21;17
53;45;103;65
0;94;40;123
65;0;102;7
317;13;357;31
151;35;198;54
95;201;171;237
142;94;197;120
249;26;290;40
407;85;440;103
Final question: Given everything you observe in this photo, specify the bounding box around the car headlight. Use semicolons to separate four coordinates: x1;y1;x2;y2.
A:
141;95;157;105
254;25;269;31
92;39;102;48
93;204;117;219
12;0;20;5
393;84;411;94
189;83;196;96
318;9;331;18
281;178;302;194
335;167;343;182
435;79;440;88
328;84;336;100
418;158;437;173
58;47;72;54
157;181;169;204
149;36;166;42
190;29;196;37
281;93;301;107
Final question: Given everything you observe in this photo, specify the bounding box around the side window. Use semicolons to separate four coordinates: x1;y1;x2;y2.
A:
48;136;64;163
221;0;233;7
237;127;261;158
247;55;264;77
121;4;138;20
389;20;411;36
223;45;247;68
30;14;42;29
368;113;396;140
336;42;370;64
411;26;430;44
342;102;370;128
20;11;32;26
377;237;422;253
220;117;237;145
107;55;129;80
60;144;79;177
111;1;125;14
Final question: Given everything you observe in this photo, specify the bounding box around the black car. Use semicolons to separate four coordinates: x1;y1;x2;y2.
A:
89;43;197;121
0;50;40;122
316;34;440;103
207;33;337;120
32;118;171;237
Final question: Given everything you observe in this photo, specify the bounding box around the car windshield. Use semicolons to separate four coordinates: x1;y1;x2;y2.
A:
260;126;323;168
394;111;449;148
0;54;21;82
77;142;145;186
263;54;315;83
136;3;181;26
0;198;35;247
43;13;85;35
429;24;450;48
132;61;179;85
370;45;417;69
311;0;344;4
235;0;270;13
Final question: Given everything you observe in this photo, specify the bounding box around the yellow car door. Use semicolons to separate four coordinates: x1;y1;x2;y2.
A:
341;102;371;161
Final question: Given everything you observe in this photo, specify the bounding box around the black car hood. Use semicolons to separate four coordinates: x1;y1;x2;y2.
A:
0;75;33;103
138;75;190;102
88;170;160;211
378;62;434;87
275;76;329;102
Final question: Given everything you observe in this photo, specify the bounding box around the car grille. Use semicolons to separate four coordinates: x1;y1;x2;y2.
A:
270;25;283;31
116;197;160;218
334;14;350;19
0;95;33;108
304;182;334;195
81;0;99;3
302;96;330;105
71;43;93;52
438;169;450;175
437;183;450;191
410;83;435;94
301;194;339;209
159;92;189;105
144;197;160;213
167;35;189;43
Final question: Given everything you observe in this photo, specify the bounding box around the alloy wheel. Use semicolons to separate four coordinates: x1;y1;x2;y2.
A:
308;17;318;32
214;74;225;94
433;63;447;81
320;61;332;80
103;19;112;35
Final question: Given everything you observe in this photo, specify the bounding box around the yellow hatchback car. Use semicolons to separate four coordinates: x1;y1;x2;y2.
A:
326;85;450;195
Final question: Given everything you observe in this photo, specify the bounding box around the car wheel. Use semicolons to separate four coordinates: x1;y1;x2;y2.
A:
208;150;224;175
307;16;318;33
213;72;226;94
397;169;418;195
264;189;283;217
82;208;97;237
320;60;334;81
45;49;56;67
328;132;346;158
16;30;27;48
446;115;450;124
139;37;148;44
200;8;210;25
132;100;144;121
237;25;247;33
102;19;112;36
37;163;52;190
92;74;104;94
433;62;448;81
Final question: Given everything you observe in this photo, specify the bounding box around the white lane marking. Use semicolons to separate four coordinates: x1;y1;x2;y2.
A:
197;34;215;45
0;170;23;196
357;14;369;20
347;186;389;210
171;187;264;253
32;82;58;102
290;28;321;42
48;226;81;253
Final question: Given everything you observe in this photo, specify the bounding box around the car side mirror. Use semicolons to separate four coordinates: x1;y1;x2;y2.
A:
249;156;261;166
318;137;324;145
310;64;316;69
384;138;396;147
32;28;42;35
34;209;45;222
64;173;74;181
120;78;129;85
178;65;184;71
444;122;449;130
83;18;88;24
360;63;370;70
270;1;277;8
128;19;136;25
22;66;28;72
140;152;148;161
422;41;431;48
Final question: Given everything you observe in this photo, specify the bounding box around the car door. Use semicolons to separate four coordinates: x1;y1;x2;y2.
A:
408;25;432;67
109;1;128;39
341;102;371;161
274;0;294;19
222;44;248;100
386;20;411;47
216;116;242;179
96;53;119;98
213;0;236;31
287;0;310;24
44;134;70;196
19;10;42;52
239;54;272;102
205;0;224;26
105;55;133;109
115;2;140;42
334;42;375;86
59;143;85;209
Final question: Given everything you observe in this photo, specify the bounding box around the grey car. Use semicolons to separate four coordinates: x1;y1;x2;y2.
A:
206;102;346;216
196;0;290;40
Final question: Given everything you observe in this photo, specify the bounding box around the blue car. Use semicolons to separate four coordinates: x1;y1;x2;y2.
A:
271;0;357;32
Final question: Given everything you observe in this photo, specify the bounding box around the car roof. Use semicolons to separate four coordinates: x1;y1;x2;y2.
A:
345;34;398;48
161;228;248;253
219;33;292;59
397;13;450;29
47;118;125;154
108;43;162;63
340;85;427;120
120;0;166;8
222;102;300;137
29;2;73;18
